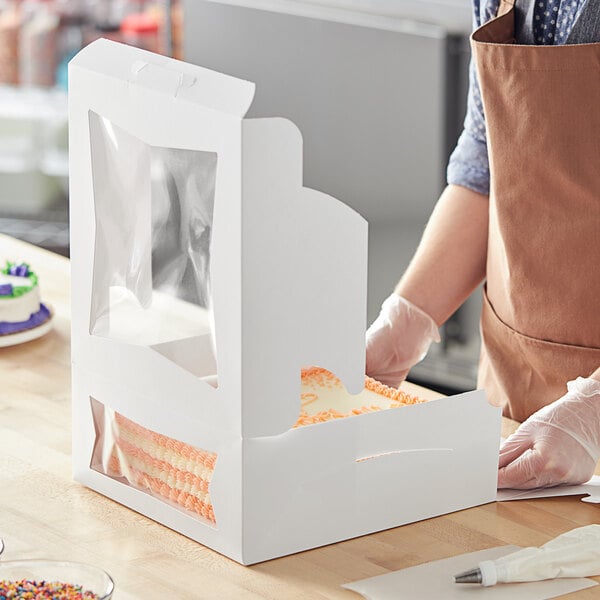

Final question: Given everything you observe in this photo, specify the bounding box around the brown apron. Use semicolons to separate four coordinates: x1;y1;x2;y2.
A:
473;0;600;422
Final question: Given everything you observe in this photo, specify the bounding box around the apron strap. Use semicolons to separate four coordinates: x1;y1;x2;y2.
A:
497;0;515;17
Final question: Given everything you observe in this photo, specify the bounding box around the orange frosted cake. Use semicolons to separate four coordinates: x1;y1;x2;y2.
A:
297;366;425;426
102;368;425;524
106;411;217;523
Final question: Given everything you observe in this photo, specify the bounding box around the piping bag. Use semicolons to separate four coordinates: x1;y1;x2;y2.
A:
454;525;600;586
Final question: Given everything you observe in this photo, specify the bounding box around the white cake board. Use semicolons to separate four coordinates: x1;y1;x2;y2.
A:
0;305;54;348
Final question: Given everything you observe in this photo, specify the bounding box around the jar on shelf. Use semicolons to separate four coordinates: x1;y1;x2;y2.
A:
0;0;21;85
19;0;60;87
120;12;159;53
145;0;181;59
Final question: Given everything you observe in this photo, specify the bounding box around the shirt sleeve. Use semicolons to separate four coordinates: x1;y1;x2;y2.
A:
446;0;499;196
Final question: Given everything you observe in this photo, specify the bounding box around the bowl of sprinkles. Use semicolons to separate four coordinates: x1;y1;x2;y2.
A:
0;560;114;599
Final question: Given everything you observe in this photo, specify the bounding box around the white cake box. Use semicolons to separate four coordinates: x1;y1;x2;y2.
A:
69;39;501;565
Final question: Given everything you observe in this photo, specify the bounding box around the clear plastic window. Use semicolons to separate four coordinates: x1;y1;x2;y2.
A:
88;112;218;383
90;397;218;526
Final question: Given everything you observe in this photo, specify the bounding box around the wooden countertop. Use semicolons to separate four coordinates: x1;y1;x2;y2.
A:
0;233;598;599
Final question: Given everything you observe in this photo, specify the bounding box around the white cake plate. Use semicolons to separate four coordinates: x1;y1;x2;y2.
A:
0;305;54;348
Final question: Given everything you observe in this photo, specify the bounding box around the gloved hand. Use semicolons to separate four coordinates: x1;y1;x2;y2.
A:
498;376;600;489
365;293;440;388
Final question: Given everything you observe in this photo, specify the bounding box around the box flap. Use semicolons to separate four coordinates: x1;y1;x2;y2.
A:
69;38;255;118
241;390;501;563
240;118;369;437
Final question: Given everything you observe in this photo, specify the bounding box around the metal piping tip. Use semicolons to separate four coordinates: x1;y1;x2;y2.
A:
454;567;483;584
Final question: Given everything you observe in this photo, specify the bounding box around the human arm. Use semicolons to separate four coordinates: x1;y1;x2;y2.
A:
365;184;489;386
394;183;489;325
366;0;495;384
498;368;600;489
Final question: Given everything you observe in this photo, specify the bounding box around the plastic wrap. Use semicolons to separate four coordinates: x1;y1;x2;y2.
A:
88;112;218;383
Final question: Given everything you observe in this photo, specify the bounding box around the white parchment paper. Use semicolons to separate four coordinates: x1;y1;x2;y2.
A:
343;546;598;600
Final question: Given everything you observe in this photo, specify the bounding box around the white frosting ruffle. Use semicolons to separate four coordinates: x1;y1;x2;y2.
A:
0;274;40;323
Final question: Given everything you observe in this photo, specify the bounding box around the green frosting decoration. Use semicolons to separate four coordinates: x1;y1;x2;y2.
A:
0;261;38;299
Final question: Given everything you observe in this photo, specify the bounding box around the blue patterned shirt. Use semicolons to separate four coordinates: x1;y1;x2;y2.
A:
447;0;590;195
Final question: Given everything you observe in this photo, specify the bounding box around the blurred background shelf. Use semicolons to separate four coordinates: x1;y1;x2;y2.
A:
0;0;180;257
0;86;68;217
0;0;481;393
0;210;69;255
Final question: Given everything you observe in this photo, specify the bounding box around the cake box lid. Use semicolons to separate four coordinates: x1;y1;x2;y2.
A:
69;38;255;120
68;37;369;440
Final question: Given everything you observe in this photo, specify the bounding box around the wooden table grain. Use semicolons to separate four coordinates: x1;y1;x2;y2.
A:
0;234;598;599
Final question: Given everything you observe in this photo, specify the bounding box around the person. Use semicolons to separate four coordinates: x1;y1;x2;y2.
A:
365;0;600;490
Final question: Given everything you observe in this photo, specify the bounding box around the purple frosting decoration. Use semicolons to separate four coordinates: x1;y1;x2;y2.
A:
0;303;50;335
0;283;13;296
8;263;29;277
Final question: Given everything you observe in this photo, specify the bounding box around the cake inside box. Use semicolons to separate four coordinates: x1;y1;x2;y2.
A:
0;262;51;335
104;410;218;523
297;367;425;426
92;370;425;525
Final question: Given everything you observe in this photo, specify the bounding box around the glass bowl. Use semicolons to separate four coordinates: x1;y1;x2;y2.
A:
0;560;114;599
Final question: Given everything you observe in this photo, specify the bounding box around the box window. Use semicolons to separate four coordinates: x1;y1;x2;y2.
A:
88;112;218;383
90;397;218;526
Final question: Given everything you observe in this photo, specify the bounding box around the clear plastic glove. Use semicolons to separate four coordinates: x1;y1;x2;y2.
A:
498;376;600;489
365;293;440;388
